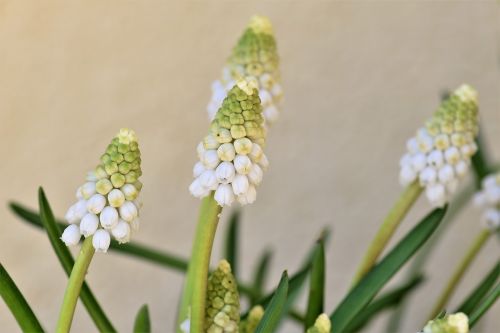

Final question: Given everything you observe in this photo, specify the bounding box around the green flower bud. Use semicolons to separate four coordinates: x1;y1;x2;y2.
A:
205;260;240;332
239;306;263;333
422;312;469;333
306;314;331;333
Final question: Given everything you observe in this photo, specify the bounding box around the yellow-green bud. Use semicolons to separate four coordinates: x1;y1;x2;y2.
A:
239;305;263;333
205;260;240;332
306;314;331;333
422;312;469;333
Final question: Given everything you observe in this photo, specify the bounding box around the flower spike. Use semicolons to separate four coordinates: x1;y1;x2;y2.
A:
306;313;332;333
204;260;240;333
239;306;264;333
399;84;479;207
208;15;283;125
421;312;469;333
62;128;142;252
473;172;500;232
190;79;269;207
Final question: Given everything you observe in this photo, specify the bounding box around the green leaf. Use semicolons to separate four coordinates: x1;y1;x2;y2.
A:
133;304;151;333
255;271;289;333
344;275;424;332
0;264;44;332
471;132;491;187
304;239;325;330
250;250;273;305
330;207;447;333
37;188;116;332
224;210;240;277
456;261;499;315
9;202;188;271
469;281;499;328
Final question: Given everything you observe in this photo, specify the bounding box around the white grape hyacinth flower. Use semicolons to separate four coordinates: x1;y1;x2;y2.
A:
399;85;479;207
190;79;268;207
473;172;500;232
207;15;283;126
61;128;143;252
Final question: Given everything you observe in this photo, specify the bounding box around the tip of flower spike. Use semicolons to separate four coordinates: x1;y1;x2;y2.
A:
116;128;138;145
307;313;331;333
217;259;232;274
423;312;469;333
248;15;274;35
455;84;478;104
236;78;258;95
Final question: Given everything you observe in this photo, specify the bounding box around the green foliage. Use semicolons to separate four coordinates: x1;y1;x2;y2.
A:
304;238;325;330
254;271;289;333
133;305;151;333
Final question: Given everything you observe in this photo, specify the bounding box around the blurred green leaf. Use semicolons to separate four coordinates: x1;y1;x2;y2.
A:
38;188;116;332
224;210;240;277
330;207;447;333
0;264;44;332
304;239;325;330
250;250;273;305
133;304;151;333
471;132;491;187
344;275;424;332
469;281;499;328
255;271;289;333
456;261;499;315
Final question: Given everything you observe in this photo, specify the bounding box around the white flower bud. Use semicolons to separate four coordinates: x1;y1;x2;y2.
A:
92;229;111;253
485;186;500;204
411;153;427;172
259;73;273;88
100;206;119;229
73;200;88;220
234;155;252;174
234;138;253;155
406;138;418;154
417;134;433;153
247;163;263;185
237;184;257;205
203;150;220;169
214;128;233;143
399;153;412;167
259;89;272;106
119;201;138;222
80;213;99;238
214;184;235;207
249;143;263;162
65;205;79;224
427;150;444;168
215;162;236;184
130;217;140;231
444;146;460;165
455;160;469;178
107;189;125;208
199;170;218;190
133;196;143;210
61;224;81;246
189;178;210;198
204;134;221;150
419;167;437;186
258;153;269;170
76;186;84;200
271;83;283;97
197;142;206;159
482;209;500;231
86;171;98;182
426;184;446;207
232;174;249;195
434;134;450;150
87;194;106;214
461;143;476;157
121;184;138;201
217;143;236;161
438;164;455;184
264;105;279;124
193;161;206;178
81;182;96;200
399;165;417;186
111;220;131;243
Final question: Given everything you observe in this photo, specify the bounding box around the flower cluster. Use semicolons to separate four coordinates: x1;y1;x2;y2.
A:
207;15;283;125
473;172;500;232
399;85;479;207
61;128;143;252
190;79;269;207
204;260;240;333
421;312;469;333
306;314;332;333
239;306;263;333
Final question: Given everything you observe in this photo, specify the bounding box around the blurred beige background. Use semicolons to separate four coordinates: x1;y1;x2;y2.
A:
0;1;499;332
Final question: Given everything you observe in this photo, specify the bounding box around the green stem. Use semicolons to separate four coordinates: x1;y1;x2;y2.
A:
56;237;96;333
428;229;491;320
177;194;222;333
352;181;423;285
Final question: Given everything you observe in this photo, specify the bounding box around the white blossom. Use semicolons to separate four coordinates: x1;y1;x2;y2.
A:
80;213;99;238
92;229;111;253
61;224;81;246
474;172;500;232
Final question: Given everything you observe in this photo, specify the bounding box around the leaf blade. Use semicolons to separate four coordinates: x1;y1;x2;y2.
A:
224;210;240;277
254;271;289;333
469;281;500;328
133;304;151;333
304;239;325;330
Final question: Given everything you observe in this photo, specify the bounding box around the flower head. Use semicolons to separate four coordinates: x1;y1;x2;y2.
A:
306;314;332;333
204;260;240;332
191;80;269;207
399;85;479;207
207;15;283;125
422;312;469;333
62;128;142;252
473;172;500;232
239;306;263;333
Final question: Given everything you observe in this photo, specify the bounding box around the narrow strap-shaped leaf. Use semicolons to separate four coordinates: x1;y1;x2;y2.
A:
456;261;499;315
133;304;151;333
38;188;116;332
330;207;446;333
255;271;289;333
304;239;325;330
10;202;188;271
469;281;499;328
224;210;240;277
0;264;44;332
471;133;491;186
250;250;273;305
344;275;424;332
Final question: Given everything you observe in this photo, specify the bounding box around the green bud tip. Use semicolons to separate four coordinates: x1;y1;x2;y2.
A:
306;314;332;333
239;305;264;333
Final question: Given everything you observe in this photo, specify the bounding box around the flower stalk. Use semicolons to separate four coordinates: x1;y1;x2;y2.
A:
56;236;95;333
